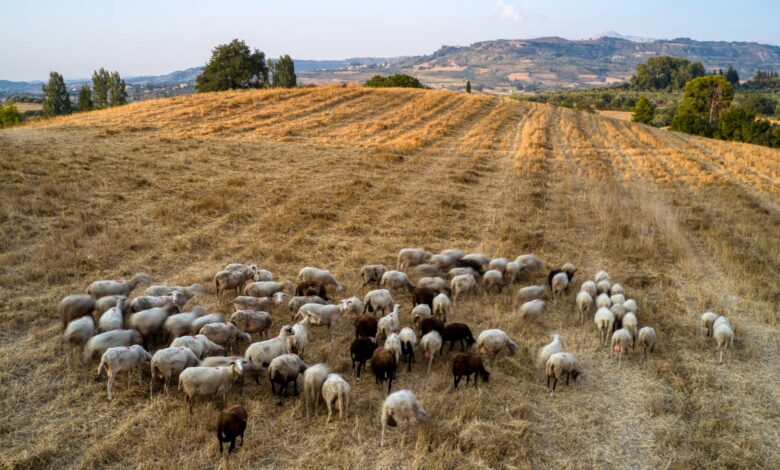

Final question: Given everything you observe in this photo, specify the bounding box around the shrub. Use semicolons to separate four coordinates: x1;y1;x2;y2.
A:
0;101;23;127
364;74;423;88
631;96;655;124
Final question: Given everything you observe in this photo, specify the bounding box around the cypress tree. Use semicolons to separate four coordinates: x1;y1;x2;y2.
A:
42;71;72;116
92;68;110;109
78;85;93;112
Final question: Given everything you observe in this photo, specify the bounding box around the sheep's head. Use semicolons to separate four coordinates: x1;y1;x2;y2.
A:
336;284;345;294
281;325;295;336
570;368;581;381
133;273;151;285
273;291;288;304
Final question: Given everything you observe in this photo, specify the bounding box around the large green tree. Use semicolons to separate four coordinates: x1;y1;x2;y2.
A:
41;71;72;116
631;95;655;124
108;71;127;106
631;56;705;91
270;55;297;88
195;39;269;92
671;75;733;136
92;68;110;109
365;74;423;88
78;85;93;112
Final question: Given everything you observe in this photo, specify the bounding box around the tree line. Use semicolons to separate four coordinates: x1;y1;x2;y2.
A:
40;68;127;117
195;39;297;92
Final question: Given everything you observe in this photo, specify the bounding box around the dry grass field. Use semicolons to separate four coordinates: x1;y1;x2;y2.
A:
0;87;778;469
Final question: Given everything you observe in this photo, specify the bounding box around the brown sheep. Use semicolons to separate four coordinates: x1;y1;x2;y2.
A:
441;323;476;353
371;347;397;395
412;286;437;309
452;353;490;389
350;336;377;380
355;314;378;338
217;405;248;454
420;317;445;336
294;281;328;301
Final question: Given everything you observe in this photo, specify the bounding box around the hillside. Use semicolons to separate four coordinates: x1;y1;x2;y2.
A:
0;88;778;469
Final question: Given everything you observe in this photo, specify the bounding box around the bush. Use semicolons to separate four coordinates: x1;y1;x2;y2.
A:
364;74;423;88
0;101;23;128
631;96;655;124
738;93;777;116
671;100;712;137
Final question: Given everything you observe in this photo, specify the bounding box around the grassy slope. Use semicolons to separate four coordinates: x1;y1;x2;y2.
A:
0;87;778;469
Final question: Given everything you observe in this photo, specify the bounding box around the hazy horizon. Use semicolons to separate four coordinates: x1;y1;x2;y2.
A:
1;0;778;81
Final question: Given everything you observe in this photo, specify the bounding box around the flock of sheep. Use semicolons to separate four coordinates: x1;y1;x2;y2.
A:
59;247;735;454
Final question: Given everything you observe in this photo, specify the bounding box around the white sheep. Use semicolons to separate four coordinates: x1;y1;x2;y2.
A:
416;277;450;294
714;323;734;364
595;293;612;309
380;390;428;447
488;257;509;273
610;294;626;306
87;272;150;298
451;274;479;301
361;264;387;286
363;289;395;316
144;283;205;300
623;299;638;313
129;292;187;313
303;363;331;418
622;312;638;345
637;327;657;362
447;267;479;280
537;334;563;369
150;346;200;398
94;295;130;317
322;374;351;423
398;327;417;371
412;264;443;278
199;322;252;354
190;312;224;335
515;254;543;270
397;248;432;271
610;304;627;330
519;299;547;322
224;263;257;278
576;291;594;324
163;306;206;341
179;362;244;412
215;270;248;299
98;345;152;401
380;270;415;294
517;285;546;303
610;283;625;296
504;261;525;284
268;354;308;405
430;252;461;270
297;303;342;337
611;328;633;365
384;333;403;364
545;352;581;394
579;280;597;299
64;316;96;370
288;295;327;319
83;329;143;370
594;270;610;283
98;298;124;332
432;293;451;322
230;310;273;339
231;293;286;312
244;280;293;298
420;330;442;373
129;303;181;347
550;272;569;304
596;279;611;295
297;267;344;294
377;304;401;341
244;325;295;367
700;311;718;337
252;269;274;282
170;334;226;359
339;296;365;323
288;315;315;359
59;294;96;331
713;315;730;332
482;269;505;294
462;253;490;270
476;329;518;365
594;308;615;347
411;304;432;330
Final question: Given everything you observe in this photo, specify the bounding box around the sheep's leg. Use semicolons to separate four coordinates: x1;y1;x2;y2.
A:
565;372;570;386
380;420;386;447
150;376;155;400
474;373;479;389
427;356;433;374
107;372;115;401
454;375;461;389
138;365;143;386
719;349;724;365
67;347;72;371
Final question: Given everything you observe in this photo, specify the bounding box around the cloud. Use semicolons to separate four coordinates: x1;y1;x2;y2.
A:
496;0;522;20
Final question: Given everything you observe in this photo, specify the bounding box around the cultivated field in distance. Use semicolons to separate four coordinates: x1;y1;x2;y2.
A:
0;87;778;469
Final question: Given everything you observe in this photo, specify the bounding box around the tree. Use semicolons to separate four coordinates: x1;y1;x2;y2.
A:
92;68;110;109
271;55;296;88
41;71;72;116
364;74;423;88
681;75;733;124
739;93;776;116
108;71;127;106
670;100;713;136
724;66;740;86
631;95;655;124
0;101;23;127
466;80;471;93
78;85;93;112
195;39;269;92
631;56;705;91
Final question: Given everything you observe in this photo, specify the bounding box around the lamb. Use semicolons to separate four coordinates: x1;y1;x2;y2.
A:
623;299;638;313
579;280;597;299
420;330;443;373
381;270;416;294
596;279;611;295
361;264;387;286
164;306;206;341
700;311;718;337
432;294;451;322
370;347;397;395
611;328;633;365
515;254;543;271
476;329;517;366
596;293;612;309
622;312;638;346
83;329;143;369
129;303;181;349
411;304;432;331
94;295;131;317
355;314;378;338
519;299;547;322
398;327;417;372
150;346;200;398
545;352;581;394
289;295;327;319
87;272;150;299
179;361;244;412
199;322;252;354
610;283;625;296
637;327;657;362
98;345;152;401
416;277;451;295
594;308;615;347
412;286;437;309
487;257;508;273
295;281;328;300
98;298;124;332
287;314;315;359
217;405;248;454
129;292;186;313
170;334;226;359
145;283;205;300
380;390;428;447
215;270;247;299
384;333;403;365
231;293;286;312
230;310;273;339
516;285;546;303
576;291;594;324
451;274;479;301
594;270;610;283
482;269;505;294
339;296;365;323
59;294;96;331
363;289;395;316
190;312;224;335
268;353;308;405
397;248;432;271
350;336;377;380
303;363;331;417
714;322;734;364
441;323;476;353
536;334;563;369
64;316;96;370
244;280;293;298
297;267;344;294
322;374;351;423
297;303;342;333
420;317;445;336
452;353;490;389
377;304;401;341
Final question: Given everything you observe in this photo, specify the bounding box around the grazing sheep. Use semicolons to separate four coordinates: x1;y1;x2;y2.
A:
397;248;432;271
441;323;476;353
611;328;633;365
87;272;150;299
398;327;417;372
384;333;403;364
150;346;200;398
289;295;327;319
381;271;416;294
200;355;263;386
713;315;730;332
231;293;286;312
700;312;718;337
363;289;395;316
420;317;445;336
594;308;615;347
322;374;351;423
504;261;525;284
377;304;401;341
610;294;626;306
64;316;96;370
215;270;247;299
488;257;508;274
303;363;331;417
230;310;273;339
145;283;205;300
59;294;96;331
295;281;329;300
339;296;365;323
594;270;610;283
595;293;612;310
83;329;143;369
622;312;638;346
413;264;444;278
355;314;379;338
297;303;342;335
576;291;594;324
637;327;657;362
297;267;344;294
623;298;637;313
482;270;505;294
350;336;377;380
411;304;433;331
94;295;131;317
610;283;625;296
580;281;597;299
548;271;570;304
447;267;479;280
416;277;451;295
462;253;489;270
98;298;124;333
98;345;152;401
452;353;490;389
412;286;437;309
224;263;257;279
244;280;293;298
432;293;451;322
537;334;563;369
596;279;611;295
190;313;224;335
476;329;517;366
516;285;546;303
519;299;547;322
610;304;627;331
515;254;543;271
370;347;397;395
179;362;244;412
164;306;206;341
420;330;443;373
129;304;181;349
361;264;387;286
545;352;581;394
199;322;252;354
269;354;308;405
171;334;226;359
129;292;186;313
380;390;428;447
431;252;461;270
714;323;734;364
252;269;274;282
451;274;479;301
288;314;315;359
217;405;248;454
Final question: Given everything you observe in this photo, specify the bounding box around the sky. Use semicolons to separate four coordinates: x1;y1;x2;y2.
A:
0;0;778;81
